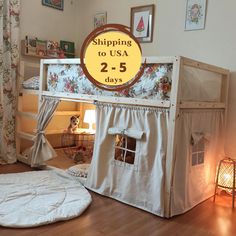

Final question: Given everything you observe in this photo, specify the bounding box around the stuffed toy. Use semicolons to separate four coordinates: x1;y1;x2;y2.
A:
67;115;80;133
73;152;84;164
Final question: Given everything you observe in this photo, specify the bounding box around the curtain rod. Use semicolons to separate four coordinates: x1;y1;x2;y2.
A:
42;95;95;104
59;97;94;104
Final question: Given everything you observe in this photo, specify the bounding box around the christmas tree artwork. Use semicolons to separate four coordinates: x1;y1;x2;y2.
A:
136;16;145;32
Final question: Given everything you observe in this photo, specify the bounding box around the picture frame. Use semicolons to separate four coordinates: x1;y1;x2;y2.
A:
36;39;47;57
185;0;207;31
130;4;155;43
25;35;37;56
94;12;107;29
60;40;75;58
42;0;64;11
47;40;59;58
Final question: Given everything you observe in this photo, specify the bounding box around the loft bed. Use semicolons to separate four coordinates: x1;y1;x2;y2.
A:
20;56;229;218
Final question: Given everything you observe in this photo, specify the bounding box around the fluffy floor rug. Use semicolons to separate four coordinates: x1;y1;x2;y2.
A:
0;168;92;228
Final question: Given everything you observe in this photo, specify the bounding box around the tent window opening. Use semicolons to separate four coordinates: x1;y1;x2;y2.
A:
114;135;136;164
192;138;205;166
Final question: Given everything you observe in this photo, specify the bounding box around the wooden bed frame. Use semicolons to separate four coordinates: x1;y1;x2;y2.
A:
17;56;230;217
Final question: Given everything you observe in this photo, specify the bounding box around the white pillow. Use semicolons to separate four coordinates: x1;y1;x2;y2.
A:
22;76;39;90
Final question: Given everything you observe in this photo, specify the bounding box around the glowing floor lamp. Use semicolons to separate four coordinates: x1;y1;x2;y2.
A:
83;110;96;133
214;157;236;208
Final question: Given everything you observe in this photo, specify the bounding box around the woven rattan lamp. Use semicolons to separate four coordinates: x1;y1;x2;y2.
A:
214;157;236;208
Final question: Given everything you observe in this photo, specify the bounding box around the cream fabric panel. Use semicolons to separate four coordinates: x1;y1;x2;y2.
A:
180;66;222;102
86;103;169;217
171;110;224;216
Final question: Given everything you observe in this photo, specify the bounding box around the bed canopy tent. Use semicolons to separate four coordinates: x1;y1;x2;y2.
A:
21;56;229;217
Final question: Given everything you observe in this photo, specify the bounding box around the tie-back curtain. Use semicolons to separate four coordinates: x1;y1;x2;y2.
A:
31;97;60;167
0;0;20;164
108;127;144;140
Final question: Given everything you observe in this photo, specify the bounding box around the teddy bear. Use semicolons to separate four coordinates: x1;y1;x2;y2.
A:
67;115;80;133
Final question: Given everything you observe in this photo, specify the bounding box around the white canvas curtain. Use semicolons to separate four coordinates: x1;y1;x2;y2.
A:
86;102;169;216
31;97;60;167
171;109;224;216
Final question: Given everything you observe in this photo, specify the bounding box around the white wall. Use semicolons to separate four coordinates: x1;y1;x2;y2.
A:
76;0;157;56
76;0;236;157
20;0;77;43
156;1;236;157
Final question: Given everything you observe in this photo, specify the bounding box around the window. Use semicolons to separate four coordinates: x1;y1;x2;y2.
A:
114;134;136;164
192;137;205;166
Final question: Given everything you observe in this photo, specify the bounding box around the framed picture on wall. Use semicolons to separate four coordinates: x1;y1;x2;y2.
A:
130;4;155;43
60;40;75;58
42;0;64;11
94;12;107;29
185;0;207;31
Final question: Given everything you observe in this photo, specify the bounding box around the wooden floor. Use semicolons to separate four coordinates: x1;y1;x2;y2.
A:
46;149;76;169
1;162;236;236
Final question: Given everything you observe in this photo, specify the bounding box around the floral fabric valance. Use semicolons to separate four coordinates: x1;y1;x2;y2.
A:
47;64;173;100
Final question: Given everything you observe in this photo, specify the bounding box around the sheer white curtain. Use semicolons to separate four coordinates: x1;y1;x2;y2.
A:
31;97;60;167
86;102;169;216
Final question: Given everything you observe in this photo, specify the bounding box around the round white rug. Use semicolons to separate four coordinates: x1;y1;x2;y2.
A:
0;168;92;228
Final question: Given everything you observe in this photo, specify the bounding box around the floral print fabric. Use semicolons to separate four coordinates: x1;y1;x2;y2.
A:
47;63;173;100
0;0;20;164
